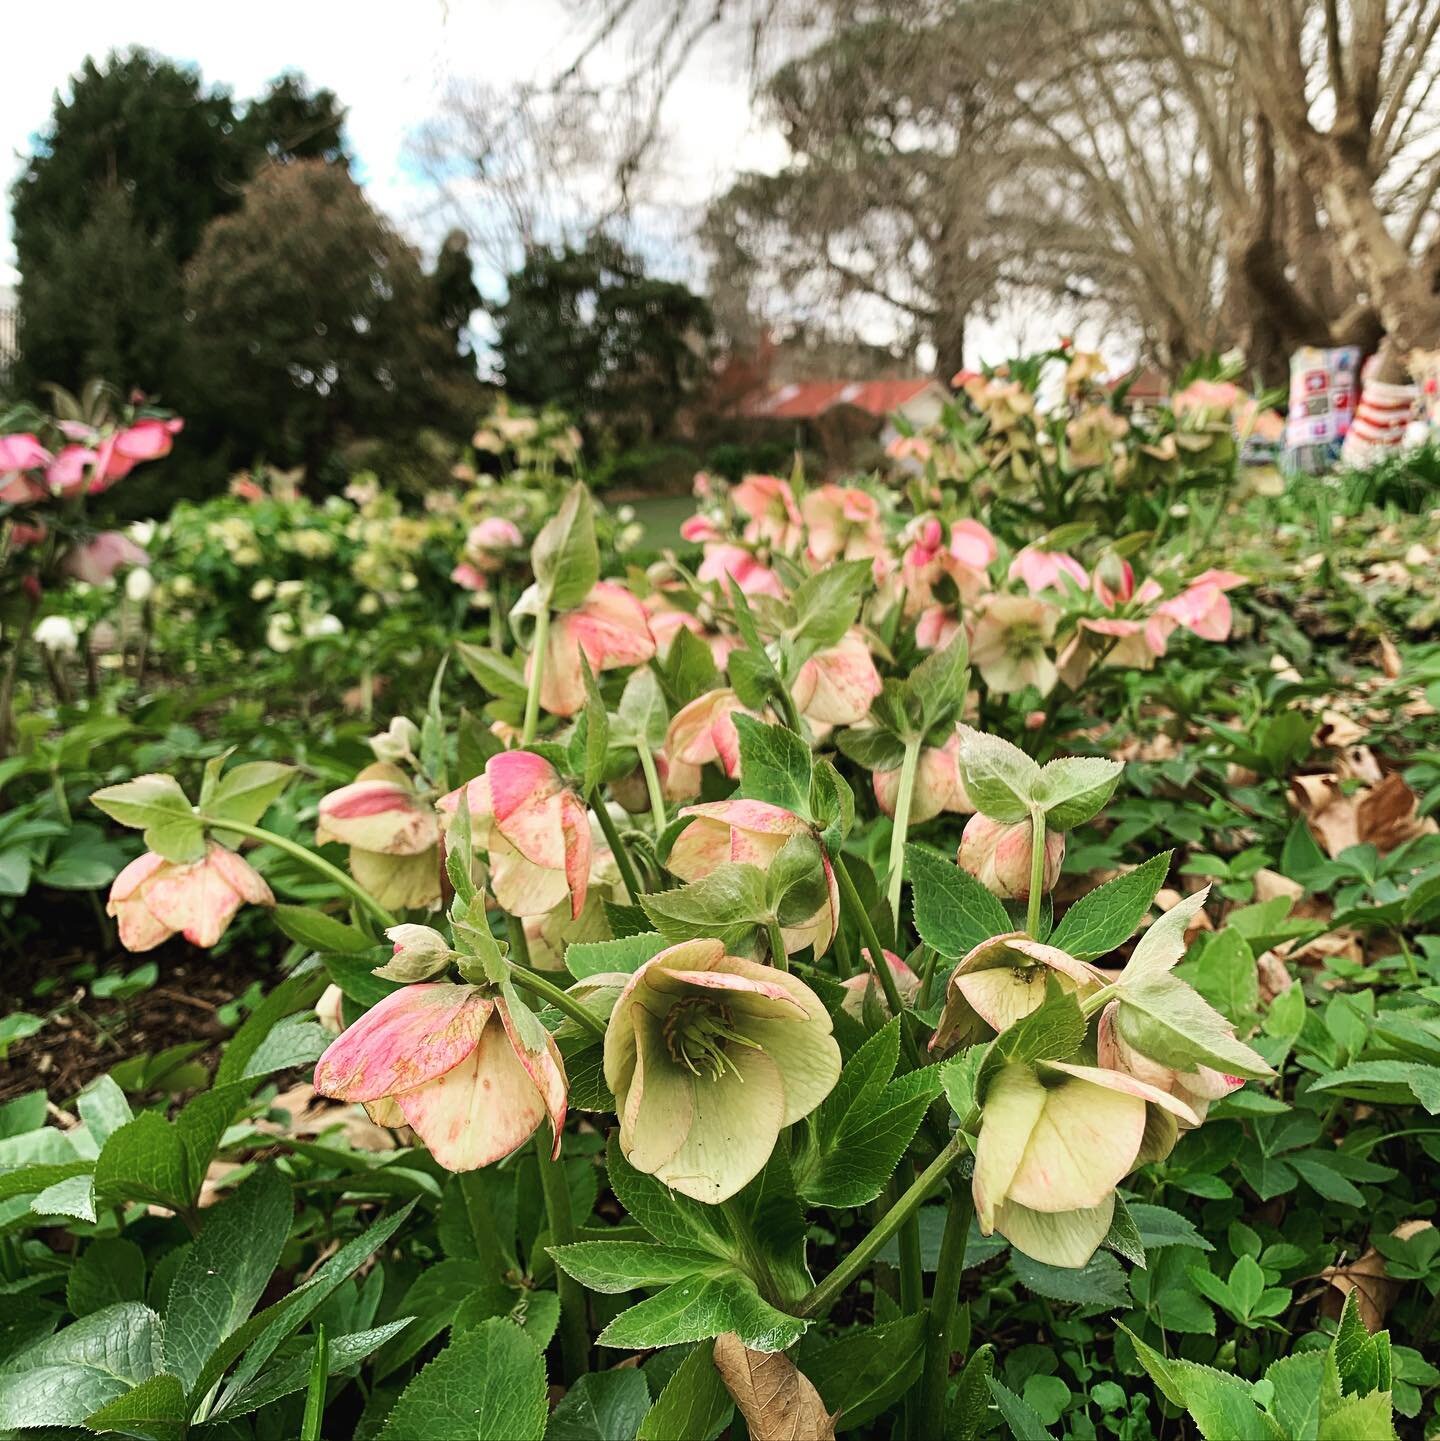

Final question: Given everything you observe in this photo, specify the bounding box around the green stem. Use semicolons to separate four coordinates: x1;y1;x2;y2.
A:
894;1169;924;1441
591;798;642;903
198;816;397;929
636;740;668;835
506;965;606;1041
886;738;922;946
765;919;789;973
520;603;551;746
535;1134;589;1382
776;681;805;736
798;1134;967;1318
299;1324;328;1441
833;851;922;1067
1025;805;1046;938
917;1182;974;1437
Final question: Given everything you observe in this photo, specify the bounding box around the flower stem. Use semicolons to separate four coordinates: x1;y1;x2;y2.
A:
833;851;921;1067
1025;805;1046;938
916;1181;974;1439
636;740;667;835
797;1134;967;1318
590;798;642;903
885;738;922;946
198;816;397;929
520;603;551;745
776;681;805;736
506;964;606;1042
765;919;789;973
535;1133;589;1382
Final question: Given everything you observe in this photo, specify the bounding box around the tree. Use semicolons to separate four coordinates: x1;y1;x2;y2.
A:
183;160;465;476
494;236;714;448
12;49;349;396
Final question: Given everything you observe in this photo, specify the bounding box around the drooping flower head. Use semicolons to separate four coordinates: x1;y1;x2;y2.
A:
314;983;567;1170
316;762;442;911
791;631;883;727
107;843;274;951
802;484;886;568
958;814;1064;900
521;580;656;718
602;938;840;1202
663;689;757;800
732;473;803;553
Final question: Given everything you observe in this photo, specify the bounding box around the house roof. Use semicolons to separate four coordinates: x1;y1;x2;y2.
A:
738;378;943;420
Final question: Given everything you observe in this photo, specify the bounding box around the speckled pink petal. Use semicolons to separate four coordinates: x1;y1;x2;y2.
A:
497;997;569;1158
667;816;735;880
317;779;439;855
205;844;274;906
108;851;167;903
488;751;561;821
397;1015;548;1170
314;984;491;1102
143;857;243;948
489;832;571;916
558;790;592;917
536;617;589;717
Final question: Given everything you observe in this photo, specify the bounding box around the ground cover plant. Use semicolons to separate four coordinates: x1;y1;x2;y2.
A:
0;354;1438;1440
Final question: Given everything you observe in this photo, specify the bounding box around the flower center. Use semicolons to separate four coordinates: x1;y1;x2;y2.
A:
662;998;760;1081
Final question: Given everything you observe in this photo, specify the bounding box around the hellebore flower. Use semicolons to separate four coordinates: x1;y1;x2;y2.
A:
669;800;839;955
732;473;804;553
875;734;973;824
61;532;150;585
107;843;274;952
33;616;80;655
697;543;786;600
1097;1000;1243;1129
931;932;1106;1052
316;763;442;911
437;750;591;919
841;950;920;1021
373;923;455;982
802;484;886;568
792;631;883;726
973;1058;1197;1266
47;446;99;498
603;938;841;1202
1008;548;1089;595
1155;569;1245;643
90;418;184;493
958;815;1064;900
522;848;627;971
314;983;567;1170
0;433;50;502
969;594;1060;695
663;689;757;800
522;580;656;718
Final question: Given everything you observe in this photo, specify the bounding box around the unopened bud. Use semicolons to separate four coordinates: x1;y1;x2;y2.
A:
958;814;1064;900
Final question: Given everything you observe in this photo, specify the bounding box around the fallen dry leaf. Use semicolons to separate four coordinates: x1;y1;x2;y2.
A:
713;1333;837;1441
1378;634;1403;679
1320;1221;1434;1332
1315;710;1368;750
1290;770;1436;858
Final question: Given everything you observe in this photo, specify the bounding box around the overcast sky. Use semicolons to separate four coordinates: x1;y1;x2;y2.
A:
2;1;1089;366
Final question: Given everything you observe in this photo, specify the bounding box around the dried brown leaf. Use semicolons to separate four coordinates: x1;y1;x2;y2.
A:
713;1333;837;1441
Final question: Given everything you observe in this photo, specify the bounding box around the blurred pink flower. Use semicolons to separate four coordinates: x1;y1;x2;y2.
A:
697;542;785;600
732;472;803;552
802;484;885;567
1009;547;1089;594
527;581;656;717
62;532;150;584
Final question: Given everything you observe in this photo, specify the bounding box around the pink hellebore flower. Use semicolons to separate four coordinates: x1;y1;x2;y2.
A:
875;733;973;824
1171;379;1241;422
1009;548;1089;594
528;581;656;718
438;751;591;919
841;950;920;1021
663;689;755;800
47;446;99;498
1156;570;1245;643
0;434;51;502
107;843;274;951
958;815;1064;900
732;473;804;553
680;514;725;544
61;532;150;585
669;800;839;956
915;605;963;652
459;517;525;579
316;763;442;911
697;543;786;600
90;418;184;493
314;983;567;1170
801;484;886;567
1097;1001;1242;1129
792;631;883;726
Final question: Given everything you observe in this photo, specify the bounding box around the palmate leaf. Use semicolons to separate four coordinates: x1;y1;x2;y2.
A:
954;729;1039;823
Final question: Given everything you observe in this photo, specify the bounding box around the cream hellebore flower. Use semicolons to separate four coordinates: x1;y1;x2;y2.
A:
1097;1001;1244;1131
973;1059;1198;1267
437;751;591;919
519;580;656;718
931;933;1108;1053
669;800;840;956
969;594;1060;695
315;762;442;911
602;938;841;1203
801;484;886;568
958;815;1064;899
840;950;921;1022
107;843;275;951
662;689;757;801
791;631;884;726
875;733;973;824
314;983;567;1171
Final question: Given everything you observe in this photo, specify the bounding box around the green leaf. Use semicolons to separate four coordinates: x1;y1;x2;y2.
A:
206;762;295;833
640;865;770;952
1126;1203;1214;1253
547;1369;652;1441
84;1372;187;1440
1264;1352;1324;1441
906;842;1011;959
955;729;1039;823
270;905;375;955
949;1345;995;1441
1010;1249;1130;1308
658;627;721;708
806;1313;926;1432
614;667;669;750
216;969;329;1087
67;1238;146;1318
1114;974;1273;1080
635;1341;734;1441
1316;1391;1394;1441
732;716;813;815
90;774;205;863
788;560;872;649
455;641;529;703
163;1167;293;1390
533;483;600;613
563;931;668;982
987;1377;1056;1440
1187;928;1259;1024
380;1317;548;1441
989;979;1086;1070
1050;853;1172;961
0;1303;164;1430
551;1242;722;1293
599;1272;804;1352
909;632;970;732
605;1139;732;1259
1119;887;1210;983
1119;1324;1284;1439
1033;756;1123;830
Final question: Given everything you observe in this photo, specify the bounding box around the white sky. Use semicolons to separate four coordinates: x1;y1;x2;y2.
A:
1;1;1090;367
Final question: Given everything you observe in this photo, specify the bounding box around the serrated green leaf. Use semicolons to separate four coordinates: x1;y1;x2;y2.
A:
599;1272;804;1352
955;729;1039;823
640;866;770;952
551;1242;720;1293
806;1313;926;1432
1033;756;1123;830
1050;853;1172;961
1119;887;1211;983
548;1369;652;1441
533;483;600;613
271;905;375;955
635;1340;734;1441
906;842;1011;959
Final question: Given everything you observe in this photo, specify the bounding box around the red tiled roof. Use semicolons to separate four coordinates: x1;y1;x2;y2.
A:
738;379;940;420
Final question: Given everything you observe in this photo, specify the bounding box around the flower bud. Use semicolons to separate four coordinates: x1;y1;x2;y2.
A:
958;815;1063;899
374;924;454;982
369;716;421;765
